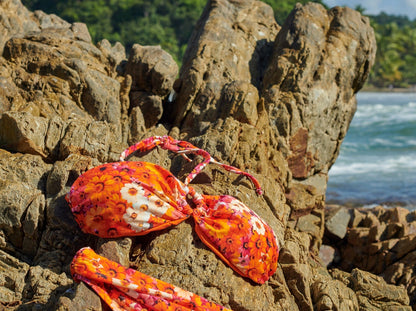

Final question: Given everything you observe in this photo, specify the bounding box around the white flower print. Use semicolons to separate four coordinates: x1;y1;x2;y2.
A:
174;286;194;300
250;216;266;235
229;199;251;214
121;183;170;232
120;183;145;204
123;207;151;232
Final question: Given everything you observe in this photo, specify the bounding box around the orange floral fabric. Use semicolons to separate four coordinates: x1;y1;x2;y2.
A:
66;136;279;285
193;195;279;284
66;161;193;238
71;247;232;311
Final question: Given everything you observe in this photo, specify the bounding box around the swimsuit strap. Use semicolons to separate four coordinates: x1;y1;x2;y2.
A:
120;136;263;195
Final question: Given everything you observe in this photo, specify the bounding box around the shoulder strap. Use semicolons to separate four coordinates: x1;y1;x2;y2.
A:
120;136;263;195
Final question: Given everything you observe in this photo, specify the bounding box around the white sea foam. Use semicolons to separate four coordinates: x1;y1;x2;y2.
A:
329;154;416;176
328;92;416;205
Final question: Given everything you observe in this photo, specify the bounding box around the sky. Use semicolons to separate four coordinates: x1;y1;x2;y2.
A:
323;0;416;20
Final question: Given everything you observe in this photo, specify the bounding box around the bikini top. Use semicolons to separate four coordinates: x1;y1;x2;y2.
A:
66;136;279;284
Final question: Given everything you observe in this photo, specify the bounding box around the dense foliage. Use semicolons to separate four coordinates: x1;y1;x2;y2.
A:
22;0;416;88
368;13;416;88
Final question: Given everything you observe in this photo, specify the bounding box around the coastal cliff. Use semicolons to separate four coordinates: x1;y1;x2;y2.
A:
0;0;413;310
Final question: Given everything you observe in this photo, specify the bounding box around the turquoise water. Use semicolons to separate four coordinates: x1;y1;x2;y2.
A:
326;92;416;209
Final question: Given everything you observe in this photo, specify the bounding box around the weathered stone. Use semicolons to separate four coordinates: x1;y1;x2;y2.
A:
362;211;381;227
128;106;146;145
282;264;313;311
97;39;126;70
33;10;71;30
350;269;411;310
368;222;387;242
349;208;366;227
219;80;259;125
389;207;410;225
0;111;49;158
130;91;163;128
46;154;93;197
0;249;30;304
0;150;52;191
22;265;73;309
171;0;279;131
0;181;45;256
347;227;370;246
126;44;178;96
325;206;351;239
55;282;103;311
319;245;337;267
311;267;359;310
391;234;416;260
0;0;40;53
297;213;321;237
81;69;121;124
97;238;133;267
262;3;376;178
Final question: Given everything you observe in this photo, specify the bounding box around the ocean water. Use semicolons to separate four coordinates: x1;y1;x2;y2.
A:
326;92;416;210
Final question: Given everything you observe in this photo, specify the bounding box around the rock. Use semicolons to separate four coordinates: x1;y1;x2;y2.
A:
130;91;163;128
311;267;359;310
0;249;30;304
262;4;376;178
325;206;351;239
0;0;40;53
2;0;410;310
0;111;49;158
55;282;103;311
350;269;411;310
126;44;178;97
128;106;147;145
172;0;279;131
97;238;132;267
81;69;121;124
319;244;337;267
0;181;45;257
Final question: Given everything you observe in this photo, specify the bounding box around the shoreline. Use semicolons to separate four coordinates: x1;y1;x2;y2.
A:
326;199;416;211
361;86;416;93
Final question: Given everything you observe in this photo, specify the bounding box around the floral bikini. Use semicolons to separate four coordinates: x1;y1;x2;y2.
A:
67;136;280;310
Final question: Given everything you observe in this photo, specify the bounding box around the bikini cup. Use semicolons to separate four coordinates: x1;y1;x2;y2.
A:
66;136;279;284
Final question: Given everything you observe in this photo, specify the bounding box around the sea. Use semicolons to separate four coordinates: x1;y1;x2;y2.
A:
326;92;416;210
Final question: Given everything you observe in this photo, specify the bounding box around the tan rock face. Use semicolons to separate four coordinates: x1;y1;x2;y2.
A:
1;0;412;310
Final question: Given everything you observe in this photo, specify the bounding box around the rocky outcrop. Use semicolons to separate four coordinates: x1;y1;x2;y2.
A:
324;205;416;308
1;0;412;310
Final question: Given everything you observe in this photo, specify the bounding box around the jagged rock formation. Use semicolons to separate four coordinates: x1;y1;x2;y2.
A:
324;205;416;308
0;0;412;310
